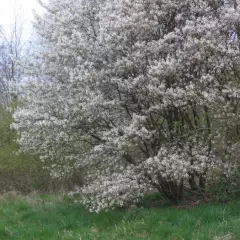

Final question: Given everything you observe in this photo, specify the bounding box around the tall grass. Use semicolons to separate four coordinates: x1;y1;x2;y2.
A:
0;194;240;240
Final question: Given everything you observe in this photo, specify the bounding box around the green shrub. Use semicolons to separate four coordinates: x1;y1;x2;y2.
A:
207;169;240;203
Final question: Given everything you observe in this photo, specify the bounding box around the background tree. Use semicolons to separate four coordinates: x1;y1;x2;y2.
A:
0;10;24;106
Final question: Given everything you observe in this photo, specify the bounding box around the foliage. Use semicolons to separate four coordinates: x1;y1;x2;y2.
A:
13;0;240;211
1;194;240;240
207;167;240;203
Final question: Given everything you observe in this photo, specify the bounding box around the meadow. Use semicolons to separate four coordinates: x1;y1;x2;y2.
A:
0;194;240;240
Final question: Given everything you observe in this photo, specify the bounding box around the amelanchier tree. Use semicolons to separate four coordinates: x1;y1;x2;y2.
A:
13;0;240;211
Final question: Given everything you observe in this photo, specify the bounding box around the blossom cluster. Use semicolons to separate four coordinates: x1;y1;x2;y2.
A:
72;170;150;212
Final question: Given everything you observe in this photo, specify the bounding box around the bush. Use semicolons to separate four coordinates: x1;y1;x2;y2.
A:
207;169;240;203
0;105;83;193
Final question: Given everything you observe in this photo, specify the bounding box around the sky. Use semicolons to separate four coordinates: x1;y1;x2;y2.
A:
0;0;47;41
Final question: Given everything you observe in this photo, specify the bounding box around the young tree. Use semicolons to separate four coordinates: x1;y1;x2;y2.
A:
13;0;240;211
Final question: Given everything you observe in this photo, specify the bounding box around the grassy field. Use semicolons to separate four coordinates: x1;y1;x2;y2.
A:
0;194;240;240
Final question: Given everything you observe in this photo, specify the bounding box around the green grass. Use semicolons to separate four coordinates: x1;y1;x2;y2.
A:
0;194;240;240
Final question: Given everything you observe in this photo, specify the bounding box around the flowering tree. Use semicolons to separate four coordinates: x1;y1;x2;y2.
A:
13;0;240;211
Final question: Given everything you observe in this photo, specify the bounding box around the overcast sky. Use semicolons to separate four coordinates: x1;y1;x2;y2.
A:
0;0;46;40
